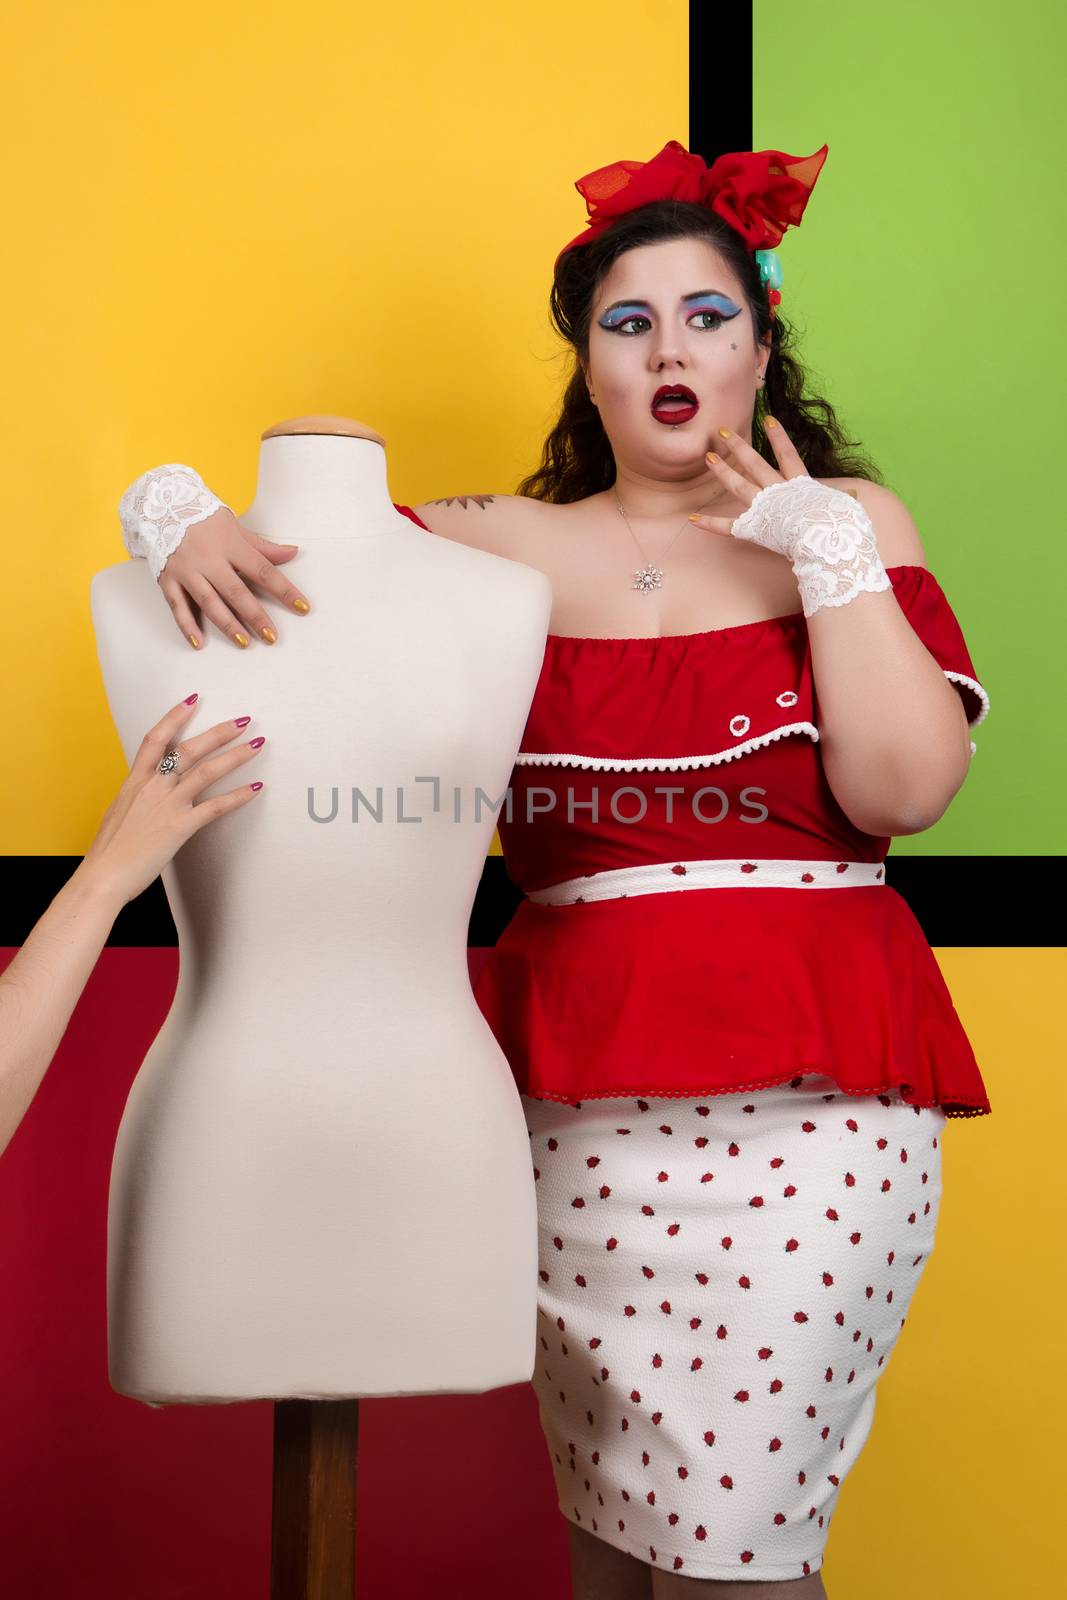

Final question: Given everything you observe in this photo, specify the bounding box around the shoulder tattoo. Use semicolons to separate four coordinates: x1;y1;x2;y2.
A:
428;494;497;510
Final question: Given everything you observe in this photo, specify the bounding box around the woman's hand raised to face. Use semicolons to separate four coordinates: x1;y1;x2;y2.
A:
158;507;313;650
79;696;267;908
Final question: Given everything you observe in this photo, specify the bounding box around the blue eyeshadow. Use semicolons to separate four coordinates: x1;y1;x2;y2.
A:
599;293;740;328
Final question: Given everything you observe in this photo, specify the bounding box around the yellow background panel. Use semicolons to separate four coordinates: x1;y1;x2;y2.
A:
0;0;688;853
822;947;1062;1595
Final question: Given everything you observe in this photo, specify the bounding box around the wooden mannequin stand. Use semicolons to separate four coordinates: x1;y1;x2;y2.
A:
271;1399;360;1598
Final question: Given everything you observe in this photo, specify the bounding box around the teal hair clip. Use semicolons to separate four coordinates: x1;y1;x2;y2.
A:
753;248;783;317
754;247;783;289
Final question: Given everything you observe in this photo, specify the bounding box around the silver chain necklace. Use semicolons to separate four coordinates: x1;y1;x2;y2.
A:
612;485;721;594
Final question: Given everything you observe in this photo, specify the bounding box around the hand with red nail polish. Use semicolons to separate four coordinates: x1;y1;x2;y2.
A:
78;695;267;908
0;696;269;1156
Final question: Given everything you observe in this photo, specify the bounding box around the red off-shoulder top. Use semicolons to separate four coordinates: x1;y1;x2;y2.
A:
395;504;992;1119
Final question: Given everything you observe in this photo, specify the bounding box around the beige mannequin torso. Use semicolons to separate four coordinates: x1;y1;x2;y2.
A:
99;437;557;1406
410;478;862;639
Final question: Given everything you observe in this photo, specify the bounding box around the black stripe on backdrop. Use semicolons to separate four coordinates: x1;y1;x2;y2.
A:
0;857;1058;949
689;1;752;165
3;9;1041;954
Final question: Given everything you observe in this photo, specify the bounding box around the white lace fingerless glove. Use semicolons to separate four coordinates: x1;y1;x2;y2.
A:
117;463;232;581
730;477;891;619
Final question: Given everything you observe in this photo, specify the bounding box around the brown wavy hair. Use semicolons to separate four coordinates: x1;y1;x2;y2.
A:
516;199;884;503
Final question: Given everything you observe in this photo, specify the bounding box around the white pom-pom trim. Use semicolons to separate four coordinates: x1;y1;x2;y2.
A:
944;670;990;727
514;721;820;772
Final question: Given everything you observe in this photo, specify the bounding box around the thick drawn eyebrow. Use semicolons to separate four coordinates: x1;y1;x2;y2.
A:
601;290;738;314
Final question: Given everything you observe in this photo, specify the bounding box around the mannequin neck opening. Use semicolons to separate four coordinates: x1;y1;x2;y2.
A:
240;435;399;538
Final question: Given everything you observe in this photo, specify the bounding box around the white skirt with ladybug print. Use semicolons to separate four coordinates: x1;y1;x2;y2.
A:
521;1072;946;1581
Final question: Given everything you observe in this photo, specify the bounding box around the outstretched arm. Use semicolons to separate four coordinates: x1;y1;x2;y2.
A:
0;697;266;1157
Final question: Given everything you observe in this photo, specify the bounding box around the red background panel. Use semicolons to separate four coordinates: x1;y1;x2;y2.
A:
0;947;568;1600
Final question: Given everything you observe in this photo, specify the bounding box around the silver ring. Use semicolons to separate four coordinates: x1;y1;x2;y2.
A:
157;747;182;776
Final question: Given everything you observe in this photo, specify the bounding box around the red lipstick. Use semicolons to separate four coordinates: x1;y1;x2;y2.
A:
651;384;699;425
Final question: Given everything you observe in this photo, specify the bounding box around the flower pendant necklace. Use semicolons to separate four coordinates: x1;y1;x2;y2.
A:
612;485;721;594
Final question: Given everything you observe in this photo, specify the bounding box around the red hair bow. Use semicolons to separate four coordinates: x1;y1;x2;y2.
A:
553;139;829;276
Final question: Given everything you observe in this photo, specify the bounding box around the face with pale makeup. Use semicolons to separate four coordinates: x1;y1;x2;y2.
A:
581;236;772;488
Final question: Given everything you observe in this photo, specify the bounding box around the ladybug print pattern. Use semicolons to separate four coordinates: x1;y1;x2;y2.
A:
522;1071;945;1580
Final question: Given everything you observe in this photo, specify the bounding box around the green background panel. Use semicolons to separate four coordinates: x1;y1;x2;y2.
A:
754;0;1062;853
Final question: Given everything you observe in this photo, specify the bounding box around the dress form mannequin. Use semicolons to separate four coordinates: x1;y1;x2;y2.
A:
91;416;553;1408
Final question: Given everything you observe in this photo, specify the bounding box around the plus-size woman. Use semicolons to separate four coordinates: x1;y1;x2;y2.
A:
114;143;991;1597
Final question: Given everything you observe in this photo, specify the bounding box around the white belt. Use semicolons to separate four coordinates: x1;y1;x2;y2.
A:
525;856;886;906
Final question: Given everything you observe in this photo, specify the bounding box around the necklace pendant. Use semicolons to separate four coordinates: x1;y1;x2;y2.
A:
633;562;663;593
